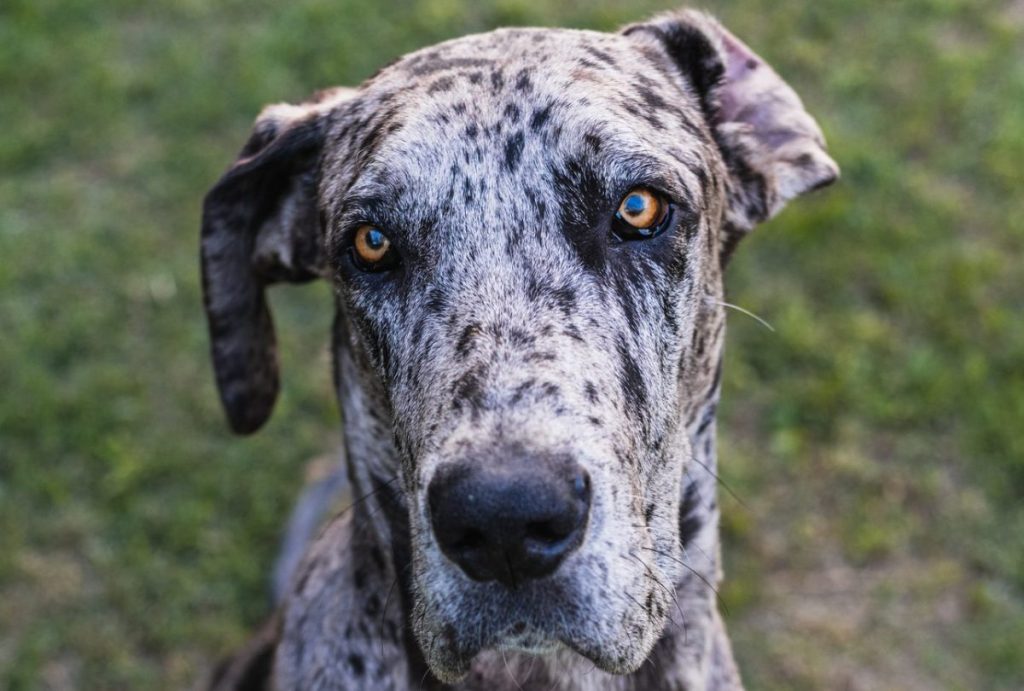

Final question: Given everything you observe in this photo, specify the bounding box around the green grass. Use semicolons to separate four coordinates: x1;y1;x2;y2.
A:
1;0;1022;688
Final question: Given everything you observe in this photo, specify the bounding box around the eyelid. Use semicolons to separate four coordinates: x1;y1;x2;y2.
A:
612;174;685;208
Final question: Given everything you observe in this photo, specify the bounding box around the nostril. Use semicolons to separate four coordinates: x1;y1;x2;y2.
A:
451;528;486;552
525;520;570;544
572;471;590;500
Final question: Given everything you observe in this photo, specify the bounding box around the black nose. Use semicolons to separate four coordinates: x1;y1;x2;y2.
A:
428;454;591;587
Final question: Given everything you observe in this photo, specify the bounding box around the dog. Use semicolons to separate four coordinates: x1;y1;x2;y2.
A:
201;7;838;689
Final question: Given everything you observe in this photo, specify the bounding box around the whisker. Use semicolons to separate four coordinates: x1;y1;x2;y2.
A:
683;538;716;570
379;573;399;658
642;546;730;616
332;474;401;523
501;648;525;691
623;589;648;613
418;628;442;688
379;559;413;659
624;551;688;645
689;456;748;509
704;295;775;332
522;649;537;684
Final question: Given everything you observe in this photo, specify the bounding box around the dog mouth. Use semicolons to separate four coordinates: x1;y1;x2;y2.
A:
419;614;648;685
496;623;563;655
412;564;667;684
414;580;573;679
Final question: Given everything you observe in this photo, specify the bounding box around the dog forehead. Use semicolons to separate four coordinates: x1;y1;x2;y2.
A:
388;26;672;97
326;26;713;193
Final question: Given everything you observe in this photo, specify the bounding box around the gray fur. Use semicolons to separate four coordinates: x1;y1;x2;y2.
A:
201;8;836;690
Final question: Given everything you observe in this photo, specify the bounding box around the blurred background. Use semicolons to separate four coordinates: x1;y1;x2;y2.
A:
2;0;1022;688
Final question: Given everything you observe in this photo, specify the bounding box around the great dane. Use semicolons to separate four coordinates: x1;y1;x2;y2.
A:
201;8;838;689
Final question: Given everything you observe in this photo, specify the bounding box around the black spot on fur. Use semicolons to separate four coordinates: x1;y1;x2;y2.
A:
636;84;668;111
584;380;599;403
678;481;703;547
506;326;534;348
611;266;642;334
503;131;525;173
622;100;663;129
407;55;494;77
348;654;365;677
428;76;454;94
529;104;553;132
490;69;505;93
455;322;482;358
452;368;486;415
695;401;717;436
504;103;521;123
549;156;608;273
553;286;576;315
616;336;647;420
523;186;542;215
584;45;617;67
509;378;535;406
515;69;532;91
426;288;448;314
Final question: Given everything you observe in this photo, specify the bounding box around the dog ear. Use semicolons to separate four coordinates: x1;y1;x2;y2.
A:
623;11;839;257
201;89;352;434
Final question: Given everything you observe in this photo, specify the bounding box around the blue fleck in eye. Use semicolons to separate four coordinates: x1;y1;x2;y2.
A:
365;228;387;250
623;193;648;217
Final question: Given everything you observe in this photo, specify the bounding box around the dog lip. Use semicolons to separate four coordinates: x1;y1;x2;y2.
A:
495;622;562;654
424;611;567;675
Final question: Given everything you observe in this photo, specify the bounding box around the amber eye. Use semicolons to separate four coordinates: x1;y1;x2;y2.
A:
613;188;671;240
351;224;399;271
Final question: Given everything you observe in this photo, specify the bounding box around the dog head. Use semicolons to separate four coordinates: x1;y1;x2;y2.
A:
201;9;836;682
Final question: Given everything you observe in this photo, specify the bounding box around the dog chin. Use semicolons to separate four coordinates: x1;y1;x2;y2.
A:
420;614;658;684
424;637;654;685
418;617;561;682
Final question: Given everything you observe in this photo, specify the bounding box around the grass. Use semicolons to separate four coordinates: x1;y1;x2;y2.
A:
1;0;1022;688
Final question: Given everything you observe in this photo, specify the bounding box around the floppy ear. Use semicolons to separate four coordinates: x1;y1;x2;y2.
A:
201;88;353;434
623;10;839;257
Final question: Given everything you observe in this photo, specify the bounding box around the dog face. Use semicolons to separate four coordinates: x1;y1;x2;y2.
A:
201;9;836;683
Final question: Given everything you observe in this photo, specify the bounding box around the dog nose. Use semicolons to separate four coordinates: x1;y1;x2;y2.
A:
428;454;591;587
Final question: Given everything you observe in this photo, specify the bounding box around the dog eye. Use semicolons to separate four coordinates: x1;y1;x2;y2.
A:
613;188;671;240
351;224;400;271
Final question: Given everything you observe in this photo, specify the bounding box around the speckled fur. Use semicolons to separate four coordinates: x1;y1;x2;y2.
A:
201;8;837;691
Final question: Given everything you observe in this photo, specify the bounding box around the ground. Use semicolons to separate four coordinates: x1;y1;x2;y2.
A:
1;0;1022;688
